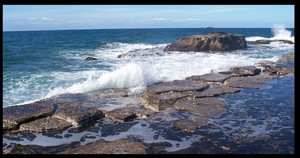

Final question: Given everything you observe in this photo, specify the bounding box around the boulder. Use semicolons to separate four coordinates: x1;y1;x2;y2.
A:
219;66;261;77
247;39;294;45
3;100;55;131
164;32;247;52
186;73;231;83
175;97;226;118
60;139;147;154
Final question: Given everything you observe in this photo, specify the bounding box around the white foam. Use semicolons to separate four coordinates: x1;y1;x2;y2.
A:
246;25;294;43
271;24;294;42
45;62;161;98
44;51;278;100
94;42;167;59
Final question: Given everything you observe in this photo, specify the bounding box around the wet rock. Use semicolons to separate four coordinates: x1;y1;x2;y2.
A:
19;117;72;133
219;66;261;77
60;139;147;154
248;39;294;45
256;60;277;68
7;144;38;154
275;67;294;76
275;54;294;69
225;74;273;88
256;60;293;76
105;107;137;122
173;117;208;132
125;106;154;119
3;99;55;131
145;80;209;94
53;102;105;127
187;85;241;99
117;49;163;58
175;97;226;118
140;92;188;111
84;57;97;61
186;73;231;83
164;32;247;52
51;93;91;104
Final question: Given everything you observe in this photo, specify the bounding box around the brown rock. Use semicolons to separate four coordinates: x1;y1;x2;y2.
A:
186;73;231;83
187;85;241;99
117;49;162;58
256;60;293;76
173;117;208;132
275;54;294;67
3;100;55;131
175;97;226;118
140;92;188;111
164;32;247;52
105;107;136;122
146;80;209;94
219;66;261;77
126;107;154;119
225;74;273;88
248;39;294;45
53;102;105;127
19;117;72;133
60;139;147;154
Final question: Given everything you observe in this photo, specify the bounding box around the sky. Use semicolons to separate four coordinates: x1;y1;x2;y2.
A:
3;5;294;31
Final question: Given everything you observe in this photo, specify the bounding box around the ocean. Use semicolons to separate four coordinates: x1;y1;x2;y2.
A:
3;27;295;153
3;27;294;108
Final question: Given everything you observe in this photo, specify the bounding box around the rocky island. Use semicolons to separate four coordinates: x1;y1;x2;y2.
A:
164;32;247;52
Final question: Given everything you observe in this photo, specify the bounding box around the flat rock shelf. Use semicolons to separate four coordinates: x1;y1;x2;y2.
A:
3;53;294;154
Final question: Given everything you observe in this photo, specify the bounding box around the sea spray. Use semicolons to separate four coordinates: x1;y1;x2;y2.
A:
45;62;161;98
245;25;294;42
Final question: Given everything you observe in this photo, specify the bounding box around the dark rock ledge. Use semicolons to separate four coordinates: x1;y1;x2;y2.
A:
247;39;293;45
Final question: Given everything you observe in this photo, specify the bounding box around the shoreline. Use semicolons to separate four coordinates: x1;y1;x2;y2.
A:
3;53;294;154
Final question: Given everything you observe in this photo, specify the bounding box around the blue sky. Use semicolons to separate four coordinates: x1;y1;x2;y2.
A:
3;5;294;31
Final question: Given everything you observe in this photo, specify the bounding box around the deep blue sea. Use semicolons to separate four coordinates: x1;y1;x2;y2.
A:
3;27;294;107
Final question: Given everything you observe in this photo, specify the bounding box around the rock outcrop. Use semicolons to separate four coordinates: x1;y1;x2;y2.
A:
84;57;97;61
247;39;294;45
164;32;247;52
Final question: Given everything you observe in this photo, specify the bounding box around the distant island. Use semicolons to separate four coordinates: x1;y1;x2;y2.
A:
205;27;214;28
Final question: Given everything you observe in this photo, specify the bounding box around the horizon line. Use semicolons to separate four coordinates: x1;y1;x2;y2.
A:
3;27;295;32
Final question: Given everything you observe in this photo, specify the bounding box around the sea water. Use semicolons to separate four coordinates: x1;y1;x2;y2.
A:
3;27;294;108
